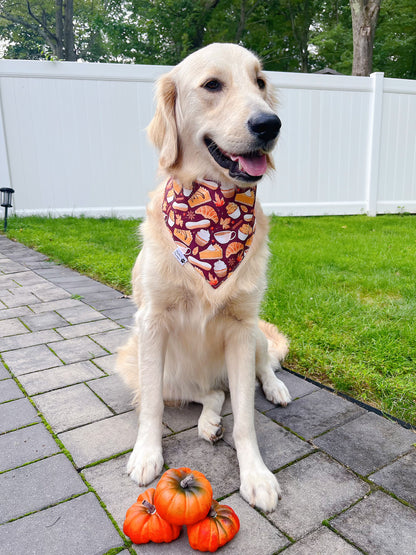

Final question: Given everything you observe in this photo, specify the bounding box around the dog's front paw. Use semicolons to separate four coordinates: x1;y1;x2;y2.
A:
240;467;282;513
198;410;224;443
127;445;164;486
262;375;291;407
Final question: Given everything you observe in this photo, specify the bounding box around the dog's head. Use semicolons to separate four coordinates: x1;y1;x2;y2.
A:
148;43;280;188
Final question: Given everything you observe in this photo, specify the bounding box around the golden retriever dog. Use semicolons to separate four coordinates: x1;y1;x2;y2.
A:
116;42;291;513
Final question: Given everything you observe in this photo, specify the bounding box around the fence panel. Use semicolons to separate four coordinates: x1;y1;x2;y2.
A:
0;59;415;217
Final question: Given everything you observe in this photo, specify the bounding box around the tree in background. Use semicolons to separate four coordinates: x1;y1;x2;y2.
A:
0;0;109;61
349;0;380;75
0;0;76;60
309;1;353;74
373;0;416;79
0;0;416;79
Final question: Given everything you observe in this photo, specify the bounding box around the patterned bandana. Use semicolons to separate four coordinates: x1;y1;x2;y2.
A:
162;177;256;288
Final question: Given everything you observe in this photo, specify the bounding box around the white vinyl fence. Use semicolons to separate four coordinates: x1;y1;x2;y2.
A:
0;59;415;217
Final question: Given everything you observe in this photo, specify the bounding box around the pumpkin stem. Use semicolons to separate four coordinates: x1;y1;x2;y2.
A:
142;499;157;514
180;473;194;489
209;507;217;518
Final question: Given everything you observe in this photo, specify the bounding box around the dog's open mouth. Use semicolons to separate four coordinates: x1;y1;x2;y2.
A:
204;138;268;182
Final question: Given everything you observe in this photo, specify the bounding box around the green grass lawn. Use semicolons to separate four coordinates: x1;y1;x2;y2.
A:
5;214;416;426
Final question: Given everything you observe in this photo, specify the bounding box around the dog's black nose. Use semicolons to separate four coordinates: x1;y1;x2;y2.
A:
248;113;281;142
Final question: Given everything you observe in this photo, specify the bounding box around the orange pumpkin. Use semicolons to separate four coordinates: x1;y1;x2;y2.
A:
187;500;240;552
154;467;213;526
123;487;181;544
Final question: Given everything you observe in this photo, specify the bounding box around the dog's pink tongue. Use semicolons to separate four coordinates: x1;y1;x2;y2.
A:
231;153;268;176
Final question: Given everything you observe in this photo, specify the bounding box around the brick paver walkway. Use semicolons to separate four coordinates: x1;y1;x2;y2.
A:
0;235;415;554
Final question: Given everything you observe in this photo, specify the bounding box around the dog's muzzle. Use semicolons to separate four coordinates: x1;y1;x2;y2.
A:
204;112;281;183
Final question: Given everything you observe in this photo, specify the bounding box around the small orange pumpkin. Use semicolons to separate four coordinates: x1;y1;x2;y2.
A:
154;467;213;526
123;487;181;544
187;500;240;552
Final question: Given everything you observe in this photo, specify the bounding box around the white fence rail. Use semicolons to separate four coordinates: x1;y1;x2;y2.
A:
0;59;415;217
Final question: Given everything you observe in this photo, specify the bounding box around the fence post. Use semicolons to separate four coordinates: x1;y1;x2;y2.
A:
0;88;12;194
366;72;384;216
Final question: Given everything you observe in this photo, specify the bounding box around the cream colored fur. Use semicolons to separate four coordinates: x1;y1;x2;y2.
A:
116;43;291;513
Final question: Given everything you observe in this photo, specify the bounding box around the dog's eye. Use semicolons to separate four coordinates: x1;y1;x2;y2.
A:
257;78;266;90
203;79;222;92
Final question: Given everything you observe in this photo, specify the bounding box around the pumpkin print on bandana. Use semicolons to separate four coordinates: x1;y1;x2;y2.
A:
162;177;256;288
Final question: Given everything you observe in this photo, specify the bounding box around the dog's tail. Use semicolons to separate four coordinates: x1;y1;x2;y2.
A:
258;319;289;369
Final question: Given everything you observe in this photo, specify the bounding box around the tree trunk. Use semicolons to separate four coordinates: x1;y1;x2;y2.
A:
54;0;64;58
350;0;380;76
64;0;76;60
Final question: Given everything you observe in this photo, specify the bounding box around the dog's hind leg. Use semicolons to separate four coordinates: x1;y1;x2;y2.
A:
192;390;225;443
255;323;291;406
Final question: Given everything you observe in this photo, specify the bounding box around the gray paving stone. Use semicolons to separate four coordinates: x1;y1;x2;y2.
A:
48;336;108;363
11;251;47;263
314;412;416;476
18;360;105;395
162;400;233;434
29;297;82;314
87;295;134;312
58;410;140;468
0;305;32;321
0;317;29;338
55;304;105;324
0;328;62;352
217;494;289;554
332;491;416;554
82;453;159;530
90;328;130;353
0;397;40;433
0;493;124;555
268;452;370;540
20;310;69;332
0;360;10;379
0;423;60;472
56;317;120;339
48;274;99;287
2;343;62;375
369;449;416;507
34;266;80;280
223;411;313;471
92;353;118;373
0;454;88;523
163;428;240;499
87;374;134;413
6;271;48;287
33;383;113;433
255;369;319;412
267;389;365;440
101;305;137;321
0;378;23;402
117;316;134;327
163;402;204;431
0;273;15;286
0;289;41;308
30;284;71;302
64;282;116;295
283;526;361;554
0;259;27;274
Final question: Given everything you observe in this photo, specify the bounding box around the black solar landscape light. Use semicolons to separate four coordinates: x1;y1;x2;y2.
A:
1;187;14;231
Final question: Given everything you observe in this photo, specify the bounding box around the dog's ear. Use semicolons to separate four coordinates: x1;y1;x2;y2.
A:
147;74;179;170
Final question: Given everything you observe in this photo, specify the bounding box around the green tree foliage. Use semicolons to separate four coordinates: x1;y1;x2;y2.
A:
374;0;416;79
0;0;415;79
